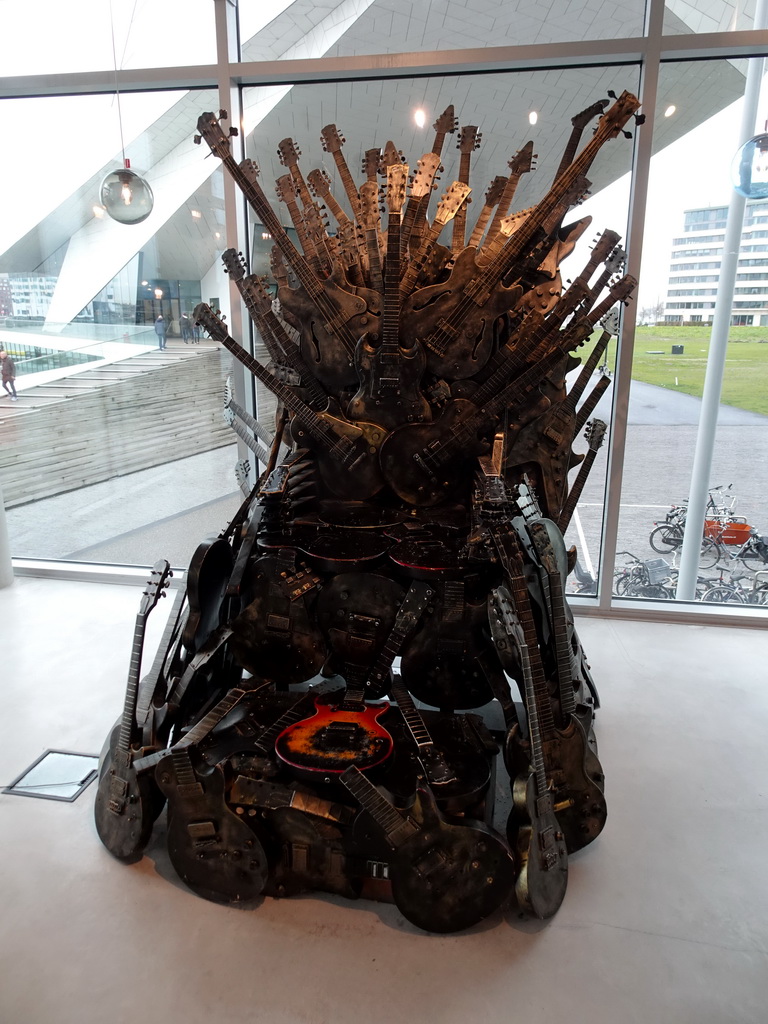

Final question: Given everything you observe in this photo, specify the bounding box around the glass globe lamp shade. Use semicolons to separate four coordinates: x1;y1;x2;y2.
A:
99;167;154;225
731;134;768;199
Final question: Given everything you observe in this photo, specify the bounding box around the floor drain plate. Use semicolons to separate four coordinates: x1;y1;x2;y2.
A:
3;749;99;802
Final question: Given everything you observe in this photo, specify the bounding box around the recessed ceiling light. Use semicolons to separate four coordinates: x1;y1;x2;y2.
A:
414;109;427;128
528;111;538;125
664;105;676;118
191;209;202;219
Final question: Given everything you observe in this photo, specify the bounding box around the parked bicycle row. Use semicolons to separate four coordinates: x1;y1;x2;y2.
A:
649;484;768;572
612;552;768;604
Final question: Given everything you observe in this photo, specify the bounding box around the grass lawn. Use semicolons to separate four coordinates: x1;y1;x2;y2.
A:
602;326;768;416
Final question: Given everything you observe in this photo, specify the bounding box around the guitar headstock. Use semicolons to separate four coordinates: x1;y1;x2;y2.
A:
277;137;301;168
194;110;238;159
434;181;472;226
409;153;442;199
221;248;249;282
139;559;172;618
571;98;610;131
239;158;261;183
307;168;332;197
244;275;273;311
593;90;643;140
484;175;508;207
379;141;405;175
603;244;627;279
362;148;380;181
508;140;536;175
457;125;482;154
270;246;288;288
599;308;621;336
607;273;637;306
584;419;607;452
359;180;382;227
193;302;228;344
320;124;345;153
275;173;297;204
590;229;622;268
432;105;458;136
386;164;409;217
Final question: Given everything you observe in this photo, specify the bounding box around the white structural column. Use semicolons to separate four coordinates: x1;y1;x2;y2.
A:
44;0;376;331
676;0;768;600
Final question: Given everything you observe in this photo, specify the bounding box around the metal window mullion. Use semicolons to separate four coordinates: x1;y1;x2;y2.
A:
597;0;664;611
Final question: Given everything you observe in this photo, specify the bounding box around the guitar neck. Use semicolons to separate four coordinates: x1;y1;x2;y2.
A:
559;446;600;533
400;193;428;258
382;218;401;350
518;640;550;799
574;376;611;435
486;172;523;240
330;149;362;219
117;610;148;752
340;765;418;846
451;152;473;252
567;331;610;410
277;184;324;278
493;527;556;740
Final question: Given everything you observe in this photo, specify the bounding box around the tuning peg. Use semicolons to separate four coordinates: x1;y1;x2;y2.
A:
193;134;201;145
635;114;646;126
229;127;238;138
622;130;633;139
607;90;617;99
219;108;228;119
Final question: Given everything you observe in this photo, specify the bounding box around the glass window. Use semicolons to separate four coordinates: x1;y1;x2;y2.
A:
238;0;647;56
1;0;216;76
614;58;768;605
0;91;244;568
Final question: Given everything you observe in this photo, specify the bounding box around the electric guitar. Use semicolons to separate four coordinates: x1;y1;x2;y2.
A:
155;746;269;905
399;152;442;258
451;125;481;253
347;164;431;431
559;419;607;533
94;560;172;862
491;524;606;854
193;302;386;501
493;587;569;919
340;765;515;933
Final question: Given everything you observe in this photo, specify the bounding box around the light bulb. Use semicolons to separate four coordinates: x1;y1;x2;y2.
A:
529;111;538;125
100;167;154;225
414;109;427;128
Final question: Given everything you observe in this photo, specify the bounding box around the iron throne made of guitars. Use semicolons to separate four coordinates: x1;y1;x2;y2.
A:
95;90;642;931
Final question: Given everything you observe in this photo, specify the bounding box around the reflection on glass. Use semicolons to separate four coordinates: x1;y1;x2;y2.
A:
0;91;242;566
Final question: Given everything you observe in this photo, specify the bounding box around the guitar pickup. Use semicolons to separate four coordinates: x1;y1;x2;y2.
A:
266;613;291;633
187;821;218;846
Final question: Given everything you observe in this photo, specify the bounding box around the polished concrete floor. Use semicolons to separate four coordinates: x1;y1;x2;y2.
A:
0;575;766;1024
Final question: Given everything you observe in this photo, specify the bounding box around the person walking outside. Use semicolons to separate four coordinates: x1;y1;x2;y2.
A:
154;315;167;350
1;349;18;400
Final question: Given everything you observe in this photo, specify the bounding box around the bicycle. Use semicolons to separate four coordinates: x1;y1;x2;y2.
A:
648;485;746;569
613;552;672;599
701;523;768;574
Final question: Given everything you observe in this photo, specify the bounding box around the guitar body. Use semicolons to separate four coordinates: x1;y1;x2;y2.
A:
401;246;523;380
389;787;515;933
400;590;494;710
94;731;159;862
379;398;485;506
229;554;326;686
274;696;393;776
346;334;431;431
507;715;607;853
278;269;381;392
289;415;386;501
155;755;268;905
510;772;568;919
183;537;233;654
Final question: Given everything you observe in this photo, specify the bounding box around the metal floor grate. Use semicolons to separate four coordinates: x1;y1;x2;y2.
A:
3;749;99;802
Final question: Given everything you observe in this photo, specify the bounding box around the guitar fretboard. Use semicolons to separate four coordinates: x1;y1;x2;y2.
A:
340;766;417;846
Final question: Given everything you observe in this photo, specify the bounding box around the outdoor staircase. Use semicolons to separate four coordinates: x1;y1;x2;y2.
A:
0;345;238;508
